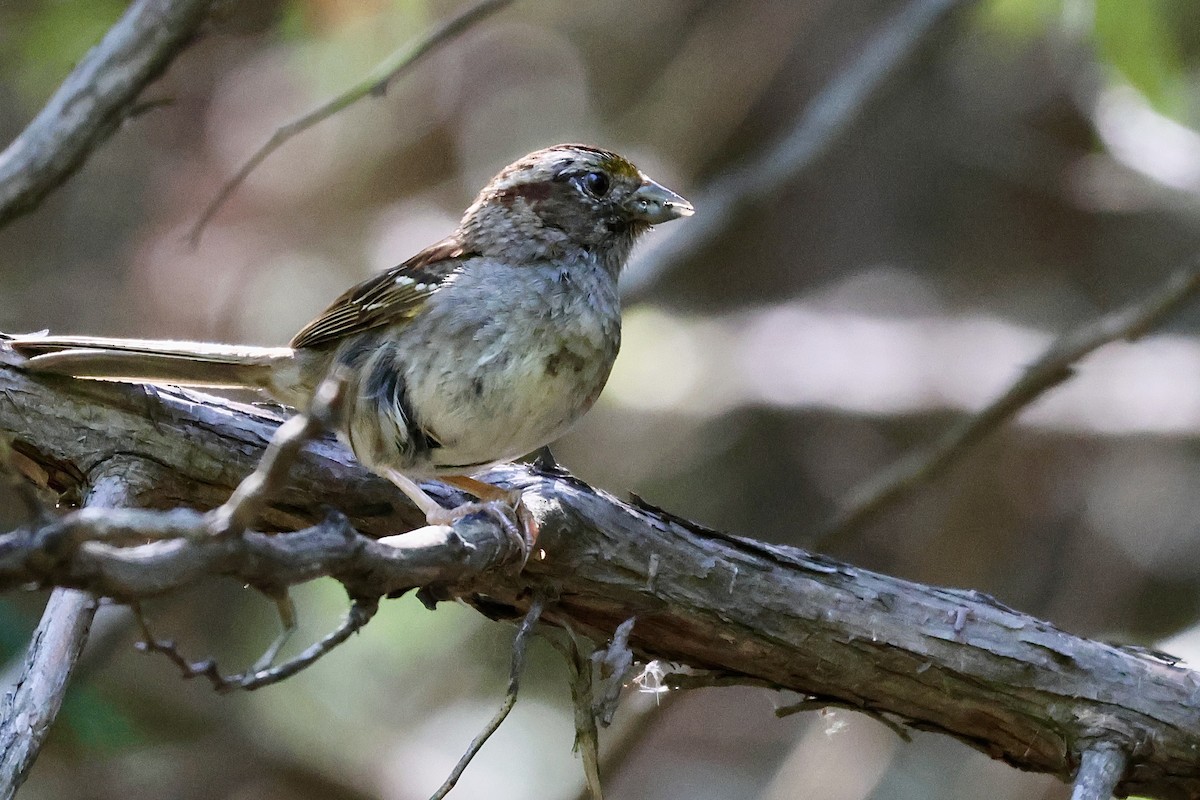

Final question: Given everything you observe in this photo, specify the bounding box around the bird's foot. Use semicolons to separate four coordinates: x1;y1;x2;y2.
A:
383;469;538;567
426;495;538;566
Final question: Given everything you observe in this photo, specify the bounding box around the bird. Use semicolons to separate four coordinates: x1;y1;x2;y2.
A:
6;144;693;537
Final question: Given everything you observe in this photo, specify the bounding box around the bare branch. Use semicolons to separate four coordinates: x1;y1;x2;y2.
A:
2;350;1200;796
0;589;95;800
623;0;974;297
0;505;509;600
590;617;636;727
253;591;298;671
567;692;679;800
546;626;607;800
208;369;347;536
187;0;514;245
428;595;544;800
234;598;376;690
1070;743;1127;800
133;598;378;692
0;463;145;800
817;266;1200;542
0;0;216;228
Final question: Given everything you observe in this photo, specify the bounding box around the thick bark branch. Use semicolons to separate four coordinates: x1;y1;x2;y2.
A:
0;351;1197;799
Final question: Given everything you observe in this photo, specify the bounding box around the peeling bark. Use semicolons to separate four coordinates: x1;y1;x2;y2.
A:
0;351;1198;798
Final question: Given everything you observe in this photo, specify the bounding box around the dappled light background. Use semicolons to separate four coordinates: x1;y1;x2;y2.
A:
2;0;1200;798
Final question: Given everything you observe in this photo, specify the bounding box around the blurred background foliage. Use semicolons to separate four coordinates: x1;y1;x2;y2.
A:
1;0;1200;798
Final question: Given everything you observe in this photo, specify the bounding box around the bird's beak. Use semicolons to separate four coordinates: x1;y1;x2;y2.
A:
625;177;694;224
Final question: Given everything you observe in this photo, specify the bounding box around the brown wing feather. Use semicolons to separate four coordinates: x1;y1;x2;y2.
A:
290;237;470;350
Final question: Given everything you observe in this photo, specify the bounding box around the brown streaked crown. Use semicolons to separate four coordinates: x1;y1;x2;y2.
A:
457;145;665;266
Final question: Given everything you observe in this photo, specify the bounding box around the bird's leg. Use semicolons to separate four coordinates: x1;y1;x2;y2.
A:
383;470;536;560
382;469;457;520
442;475;539;557
440;475;521;507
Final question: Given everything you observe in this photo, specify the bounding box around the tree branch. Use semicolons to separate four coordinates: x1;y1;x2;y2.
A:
816;266;1200;542
0;349;1198;797
0;0;216;228
186;0;514;245
207;368;348;537
428;596;543;800
623;0;975;297
133;597;379;692
0;461;147;800
1071;743;1127;800
0;589;94;800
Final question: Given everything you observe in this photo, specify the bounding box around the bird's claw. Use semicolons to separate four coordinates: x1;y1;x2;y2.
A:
427;497;538;567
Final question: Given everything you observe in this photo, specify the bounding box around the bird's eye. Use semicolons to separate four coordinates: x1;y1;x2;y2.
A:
582;170;610;197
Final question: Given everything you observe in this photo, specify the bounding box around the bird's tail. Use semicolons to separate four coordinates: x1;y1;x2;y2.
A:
5;334;296;393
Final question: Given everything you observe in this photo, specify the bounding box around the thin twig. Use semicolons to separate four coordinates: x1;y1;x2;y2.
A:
187;0;513;245
546;620;642;800
133;598;378;693
816;267;1200;543
428;595;544;800
253;591;298;671
0;0;216;228
623;0;973;297
207;368;347;536
233;598;376;690
590;617;636;727
0;466;137;800
567;629;605;800
567;692;679;800
545;624;607;800
1070;743;1127;800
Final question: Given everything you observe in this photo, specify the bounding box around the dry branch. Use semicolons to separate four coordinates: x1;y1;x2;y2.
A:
133;597;378;692
0;463;142;800
428;596;544;800
817;266;1200;542
623;0;975;297
0;348;1199;798
186;0;514;245
0;589;95;800
1072;743;1128;800
0;0;216;228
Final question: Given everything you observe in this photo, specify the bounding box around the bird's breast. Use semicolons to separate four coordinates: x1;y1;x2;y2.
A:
397;258;621;473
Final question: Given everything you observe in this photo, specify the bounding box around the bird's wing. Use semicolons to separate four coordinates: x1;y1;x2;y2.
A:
289;236;471;350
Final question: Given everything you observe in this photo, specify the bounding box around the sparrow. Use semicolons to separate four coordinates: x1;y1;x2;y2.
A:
7;144;693;536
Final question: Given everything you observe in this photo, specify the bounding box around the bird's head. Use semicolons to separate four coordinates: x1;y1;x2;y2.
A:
458;144;693;269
